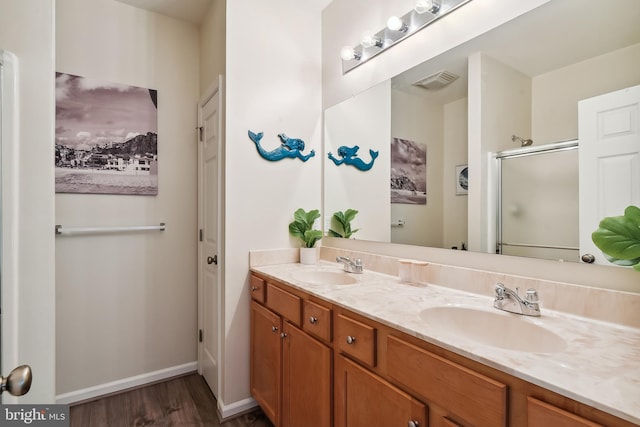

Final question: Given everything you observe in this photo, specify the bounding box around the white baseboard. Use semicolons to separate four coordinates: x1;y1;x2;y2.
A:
217;396;258;421
56;361;198;405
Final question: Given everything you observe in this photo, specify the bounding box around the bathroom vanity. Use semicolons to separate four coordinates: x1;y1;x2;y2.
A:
249;260;639;427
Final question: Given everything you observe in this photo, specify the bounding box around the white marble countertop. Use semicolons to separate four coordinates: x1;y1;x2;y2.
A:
251;261;640;425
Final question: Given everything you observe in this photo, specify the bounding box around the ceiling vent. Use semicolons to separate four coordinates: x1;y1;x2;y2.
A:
413;70;459;90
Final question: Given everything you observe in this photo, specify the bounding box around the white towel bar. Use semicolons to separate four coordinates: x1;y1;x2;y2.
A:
55;223;166;235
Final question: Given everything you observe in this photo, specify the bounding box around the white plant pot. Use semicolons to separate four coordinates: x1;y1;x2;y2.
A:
299;247;317;265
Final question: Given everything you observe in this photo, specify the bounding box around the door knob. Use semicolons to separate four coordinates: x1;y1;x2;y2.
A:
581;253;595;264
1;365;32;396
207;255;218;265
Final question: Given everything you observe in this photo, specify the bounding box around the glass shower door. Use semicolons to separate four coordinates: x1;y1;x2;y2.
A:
497;143;579;262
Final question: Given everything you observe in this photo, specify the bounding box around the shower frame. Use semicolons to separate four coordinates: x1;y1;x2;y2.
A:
493;139;579;259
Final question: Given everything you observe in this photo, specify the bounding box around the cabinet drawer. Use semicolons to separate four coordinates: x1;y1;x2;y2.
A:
387;335;507;427
527;397;603;427
266;283;301;326
302;300;332;343
249;275;266;303
335;313;376;367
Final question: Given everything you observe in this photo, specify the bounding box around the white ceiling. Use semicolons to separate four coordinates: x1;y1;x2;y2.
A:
113;0;213;25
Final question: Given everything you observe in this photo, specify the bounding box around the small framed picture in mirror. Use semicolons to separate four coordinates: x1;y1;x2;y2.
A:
455;165;468;195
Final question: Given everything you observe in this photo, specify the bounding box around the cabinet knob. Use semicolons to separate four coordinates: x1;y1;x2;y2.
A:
271;326;278;333
408;421;419;427
251;286;258;291
309;316;318;324
346;336;356;345
280;332;288;339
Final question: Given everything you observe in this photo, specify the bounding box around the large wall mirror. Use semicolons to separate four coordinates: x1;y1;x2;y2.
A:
324;0;640;265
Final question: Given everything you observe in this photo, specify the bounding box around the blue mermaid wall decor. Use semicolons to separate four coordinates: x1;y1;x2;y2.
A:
327;145;379;171
248;130;315;162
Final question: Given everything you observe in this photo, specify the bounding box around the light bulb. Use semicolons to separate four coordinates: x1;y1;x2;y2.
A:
414;0;431;14
361;32;382;48
340;46;360;61
415;0;440;14
387;16;407;32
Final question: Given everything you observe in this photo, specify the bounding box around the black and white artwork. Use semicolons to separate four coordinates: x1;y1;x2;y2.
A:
456;164;469;195
390;137;427;204
55;72;158;195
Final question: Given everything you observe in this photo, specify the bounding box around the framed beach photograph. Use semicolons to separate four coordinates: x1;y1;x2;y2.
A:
55;72;158;195
455;164;468;195
390;137;427;204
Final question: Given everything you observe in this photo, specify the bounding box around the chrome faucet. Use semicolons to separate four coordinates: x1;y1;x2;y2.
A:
493;283;540;317
336;256;363;274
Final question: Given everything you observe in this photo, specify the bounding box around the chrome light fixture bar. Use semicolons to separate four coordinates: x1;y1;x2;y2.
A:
341;0;473;74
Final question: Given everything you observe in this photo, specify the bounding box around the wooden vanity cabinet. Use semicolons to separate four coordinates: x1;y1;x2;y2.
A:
250;275;332;427
250;300;282;425
526;397;604;427
386;335;507;426
335;355;426;427
250;272;636;427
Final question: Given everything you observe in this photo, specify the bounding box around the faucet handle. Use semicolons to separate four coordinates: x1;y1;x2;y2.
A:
495;283;505;297
354;258;362;267
525;289;539;303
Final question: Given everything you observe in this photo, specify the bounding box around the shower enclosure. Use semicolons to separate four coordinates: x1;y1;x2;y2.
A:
495;140;579;262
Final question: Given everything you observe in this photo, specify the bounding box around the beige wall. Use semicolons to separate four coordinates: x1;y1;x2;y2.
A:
199;0;226;93
443;97;468;250
469;53;532;252
532;43;640;145
0;0;56;404
55;0;200;397
391;89;444;247
222;0;328;412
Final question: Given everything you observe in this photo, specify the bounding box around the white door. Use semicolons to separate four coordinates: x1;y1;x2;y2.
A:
579;84;640;265
1;50;32;401
198;77;223;397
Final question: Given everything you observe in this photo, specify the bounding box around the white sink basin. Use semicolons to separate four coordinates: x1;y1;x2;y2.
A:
291;270;358;285
419;306;567;353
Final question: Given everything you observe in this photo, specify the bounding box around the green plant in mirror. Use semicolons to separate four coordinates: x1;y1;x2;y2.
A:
289;208;323;248
591;205;640;271
328;209;359;239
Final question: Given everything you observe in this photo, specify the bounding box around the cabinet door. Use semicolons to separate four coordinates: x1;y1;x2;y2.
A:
250;301;282;426
335;355;427;427
527;397;603;427
282;323;332;427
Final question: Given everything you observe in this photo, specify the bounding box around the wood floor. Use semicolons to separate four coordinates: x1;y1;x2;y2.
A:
70;373;274;427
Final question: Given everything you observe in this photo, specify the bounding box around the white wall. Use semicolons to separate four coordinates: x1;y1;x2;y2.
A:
222;0;327;412
0;0;56;404
55;0;200;396
325;80;390;243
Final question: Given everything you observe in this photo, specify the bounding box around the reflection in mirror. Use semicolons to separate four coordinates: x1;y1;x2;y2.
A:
495;141;578;261
324;0;640;264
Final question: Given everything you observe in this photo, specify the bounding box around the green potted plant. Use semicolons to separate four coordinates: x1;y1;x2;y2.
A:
328;209;359;238
289;208;323;264
591;205;640;271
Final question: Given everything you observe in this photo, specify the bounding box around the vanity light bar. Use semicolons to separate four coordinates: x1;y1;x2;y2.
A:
341;0;473;74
